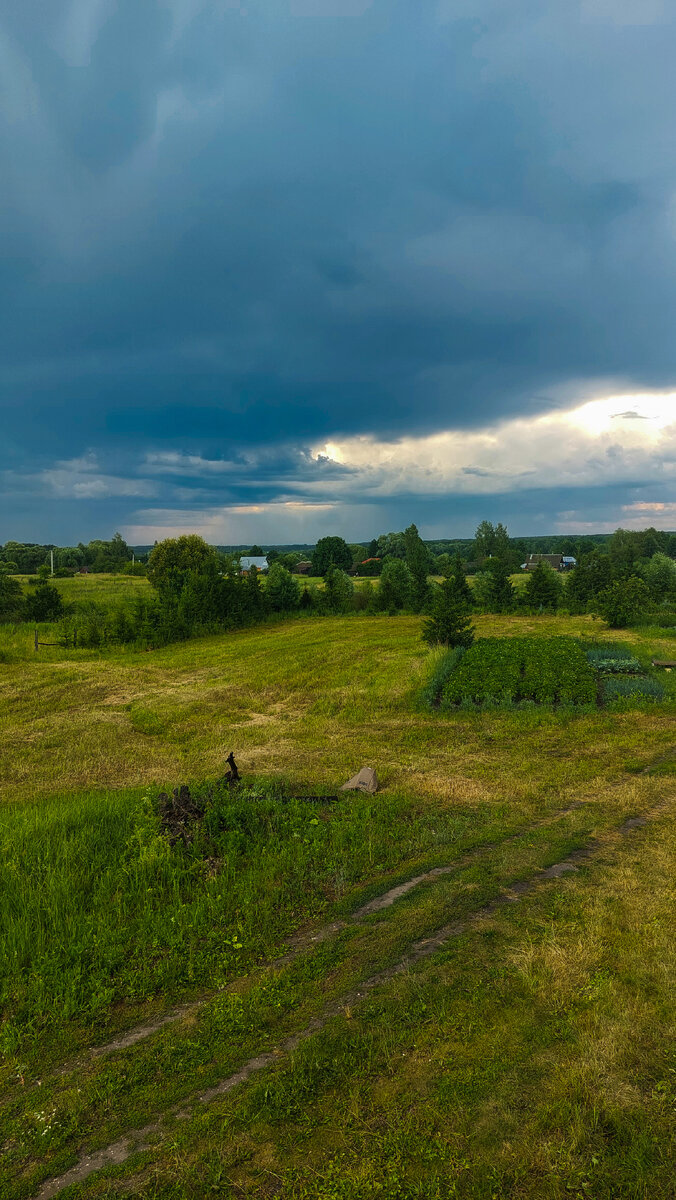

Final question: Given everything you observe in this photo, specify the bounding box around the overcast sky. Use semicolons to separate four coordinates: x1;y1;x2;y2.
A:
2;0;675;545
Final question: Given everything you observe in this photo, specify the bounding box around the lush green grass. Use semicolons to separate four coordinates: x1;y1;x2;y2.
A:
133;807;675;1200
0;612;674;1198
15;572;151;603
0;778;495;1058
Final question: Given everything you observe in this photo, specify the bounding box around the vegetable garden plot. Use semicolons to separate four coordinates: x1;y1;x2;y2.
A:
440;637;596;708
585;644;642;674
584;642;667;703
602;675;665;701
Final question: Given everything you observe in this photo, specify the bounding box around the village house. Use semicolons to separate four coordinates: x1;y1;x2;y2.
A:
521;553;576;572
239;556;268;574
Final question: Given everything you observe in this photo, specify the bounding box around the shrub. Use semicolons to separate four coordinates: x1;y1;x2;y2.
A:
631;609;676;630
24;581;64;621
353;581;376;611
323;566;354;613
0;574;24;621
594;576;651;628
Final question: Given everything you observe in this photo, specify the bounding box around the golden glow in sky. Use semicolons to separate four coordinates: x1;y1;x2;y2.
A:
567;394;676;436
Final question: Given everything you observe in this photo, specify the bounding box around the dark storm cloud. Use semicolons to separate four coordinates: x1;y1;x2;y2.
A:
1;0;676;540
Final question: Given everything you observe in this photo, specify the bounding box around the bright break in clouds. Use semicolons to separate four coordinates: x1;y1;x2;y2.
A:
1;1;676;541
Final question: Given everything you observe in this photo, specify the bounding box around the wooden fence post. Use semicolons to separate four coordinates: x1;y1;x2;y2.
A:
34;628;39;652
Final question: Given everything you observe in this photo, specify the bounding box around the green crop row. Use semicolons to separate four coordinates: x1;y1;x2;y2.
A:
602;675;665;701
441;637;596;707
587;656;643;674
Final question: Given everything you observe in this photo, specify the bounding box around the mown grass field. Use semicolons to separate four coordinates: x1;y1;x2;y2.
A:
0;612;674;1199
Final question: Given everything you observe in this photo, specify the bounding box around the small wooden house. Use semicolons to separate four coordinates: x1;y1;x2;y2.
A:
523;554;564;572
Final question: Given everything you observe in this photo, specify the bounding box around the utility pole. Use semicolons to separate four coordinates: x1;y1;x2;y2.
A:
50;549;54;576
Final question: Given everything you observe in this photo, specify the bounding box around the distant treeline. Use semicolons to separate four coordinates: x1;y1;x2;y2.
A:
3;525;676;577
1;523;675;643
0;533;144;575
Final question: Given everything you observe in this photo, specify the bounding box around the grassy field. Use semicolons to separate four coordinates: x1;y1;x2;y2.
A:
1;612;675;1198
14;573;152;603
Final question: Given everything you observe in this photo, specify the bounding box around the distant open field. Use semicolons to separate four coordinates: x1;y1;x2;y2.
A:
12;568;532;599
14;572;152;603
1;612;674;1199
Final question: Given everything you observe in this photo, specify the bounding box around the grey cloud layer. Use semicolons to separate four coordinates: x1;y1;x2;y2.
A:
1;1;676;539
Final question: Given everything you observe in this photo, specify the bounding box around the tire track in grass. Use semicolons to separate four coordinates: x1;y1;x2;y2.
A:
33;798;672;1200
66;745;676;1064
90;799;586;1058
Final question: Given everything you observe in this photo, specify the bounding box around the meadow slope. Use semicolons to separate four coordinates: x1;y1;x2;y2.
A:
0;613;674;1199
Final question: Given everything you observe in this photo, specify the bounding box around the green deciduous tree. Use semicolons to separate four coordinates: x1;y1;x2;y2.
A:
311;536;352;576
608;528;640;575
640;552;676;602
379;558;413;611
376;531;407;560
148;536;220;598
473;520;510;561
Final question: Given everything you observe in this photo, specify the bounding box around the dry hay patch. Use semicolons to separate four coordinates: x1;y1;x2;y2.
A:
406;771;494;806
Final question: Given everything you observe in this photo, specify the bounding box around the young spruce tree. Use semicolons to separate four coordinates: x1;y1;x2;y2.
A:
422;578;475;648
